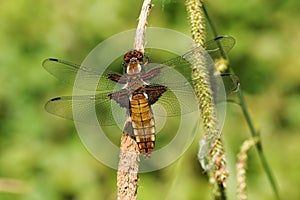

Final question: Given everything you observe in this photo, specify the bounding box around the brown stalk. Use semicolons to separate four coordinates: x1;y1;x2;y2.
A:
134;0;152;53
117;135;140;200
117;1;152;199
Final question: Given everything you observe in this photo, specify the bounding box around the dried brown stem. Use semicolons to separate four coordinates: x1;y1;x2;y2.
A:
117;135;140;200
134;0;152;53
117;1;152;199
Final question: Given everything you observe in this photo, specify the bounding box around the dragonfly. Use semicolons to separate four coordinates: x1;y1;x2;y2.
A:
43;36;239;158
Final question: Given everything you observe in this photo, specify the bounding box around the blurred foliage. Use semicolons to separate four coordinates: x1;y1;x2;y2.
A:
0;0;300;199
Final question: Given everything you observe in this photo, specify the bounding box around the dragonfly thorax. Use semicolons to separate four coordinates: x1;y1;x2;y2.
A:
125;75;148;93
126;62;142;74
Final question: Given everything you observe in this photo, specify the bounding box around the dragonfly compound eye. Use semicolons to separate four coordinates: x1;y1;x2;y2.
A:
123;51;132;63
135;51;144;61
124;50;144;62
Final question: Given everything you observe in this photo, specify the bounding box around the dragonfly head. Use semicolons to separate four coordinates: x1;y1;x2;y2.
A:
123;50;144;74
123;49;144;63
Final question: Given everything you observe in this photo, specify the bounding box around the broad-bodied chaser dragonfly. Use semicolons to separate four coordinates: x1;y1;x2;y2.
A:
43;36;239;158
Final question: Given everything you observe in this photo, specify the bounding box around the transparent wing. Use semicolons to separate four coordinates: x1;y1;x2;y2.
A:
152;87;198;117
144;35;237;86
45;92;126;127
44;36;238;122
204;35;236;60
43;58;122;91
220;73;240;95
142;47;239;117
43;36;235;92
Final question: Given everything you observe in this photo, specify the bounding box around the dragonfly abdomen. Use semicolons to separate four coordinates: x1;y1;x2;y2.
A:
129;93;156;157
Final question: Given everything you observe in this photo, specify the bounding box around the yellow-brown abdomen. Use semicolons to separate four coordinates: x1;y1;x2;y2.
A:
130;93;156;157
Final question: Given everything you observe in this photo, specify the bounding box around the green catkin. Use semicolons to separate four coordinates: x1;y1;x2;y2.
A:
186;1;229;198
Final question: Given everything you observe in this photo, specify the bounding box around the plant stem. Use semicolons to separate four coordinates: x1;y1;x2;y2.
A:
202;5;227;60
117;135;139;200
134;0;152;53
117;1;152;199
238;90;280;200
203;4;280;199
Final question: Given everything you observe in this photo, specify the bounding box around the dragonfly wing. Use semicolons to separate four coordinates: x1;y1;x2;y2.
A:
150;74;240;117
221;74;240;95
144;57;239;118
144;40;227;87
153;88;199;117
45;92;126;127
145;73;239;118
204;36;236;60
143;53;200;117
43;58;122;91
45;96;74;120
144;54;194;87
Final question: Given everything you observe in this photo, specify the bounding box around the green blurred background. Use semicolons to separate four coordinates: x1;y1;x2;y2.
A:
1;0;299;199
